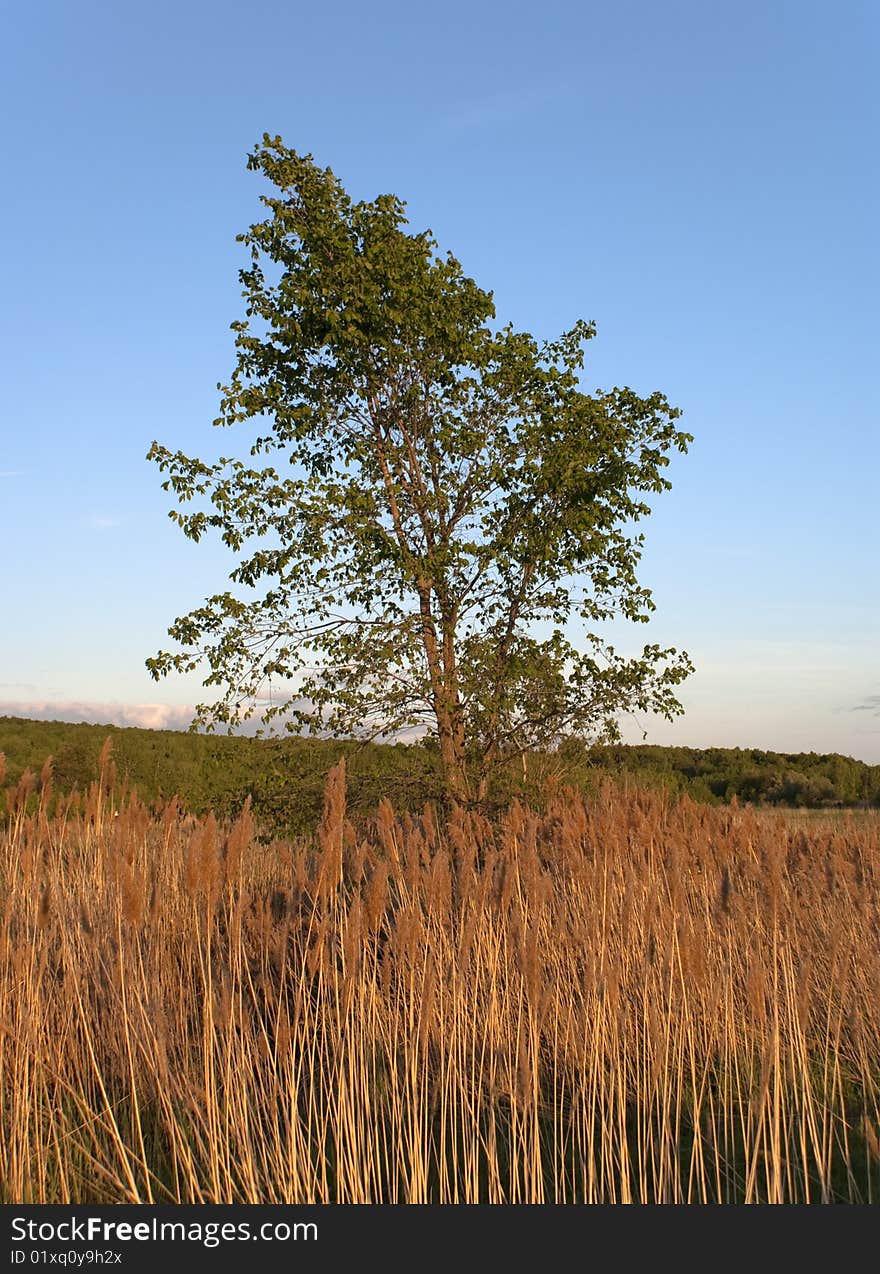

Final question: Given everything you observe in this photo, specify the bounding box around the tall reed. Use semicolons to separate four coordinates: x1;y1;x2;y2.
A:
1;753;878;1202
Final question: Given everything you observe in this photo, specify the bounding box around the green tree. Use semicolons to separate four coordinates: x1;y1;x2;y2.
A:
148;137;694;802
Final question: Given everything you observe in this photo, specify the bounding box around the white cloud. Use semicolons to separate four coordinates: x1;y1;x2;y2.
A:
0;701;198;731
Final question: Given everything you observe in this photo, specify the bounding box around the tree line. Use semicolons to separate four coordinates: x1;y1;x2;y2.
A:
2;717;877;832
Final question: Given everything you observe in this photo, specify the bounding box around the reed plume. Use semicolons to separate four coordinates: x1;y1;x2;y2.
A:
1;754;878;1203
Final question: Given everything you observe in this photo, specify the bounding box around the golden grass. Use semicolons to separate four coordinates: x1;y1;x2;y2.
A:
2;747;879;1203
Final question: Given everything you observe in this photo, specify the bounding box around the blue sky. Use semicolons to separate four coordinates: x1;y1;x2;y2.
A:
1;0;877;760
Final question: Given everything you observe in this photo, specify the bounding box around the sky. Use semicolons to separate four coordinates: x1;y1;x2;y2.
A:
1;0;877;761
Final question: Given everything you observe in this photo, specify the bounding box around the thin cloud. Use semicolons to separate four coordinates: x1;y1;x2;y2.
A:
443;80;575;133
86;514;122;531
0;470;23;478
852;695;880;716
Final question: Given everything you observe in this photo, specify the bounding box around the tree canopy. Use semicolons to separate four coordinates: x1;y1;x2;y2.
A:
148;136;694;800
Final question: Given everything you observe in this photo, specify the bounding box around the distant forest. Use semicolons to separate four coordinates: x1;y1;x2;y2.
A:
2;716;878;832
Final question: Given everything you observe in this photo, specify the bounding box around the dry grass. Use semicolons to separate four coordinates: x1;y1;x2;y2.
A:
2;744;879;1203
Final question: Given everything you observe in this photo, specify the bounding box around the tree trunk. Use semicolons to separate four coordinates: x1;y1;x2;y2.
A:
416;584;470;802
437;720;470;804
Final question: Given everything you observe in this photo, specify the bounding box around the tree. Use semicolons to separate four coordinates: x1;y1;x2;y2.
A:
148;136;694;802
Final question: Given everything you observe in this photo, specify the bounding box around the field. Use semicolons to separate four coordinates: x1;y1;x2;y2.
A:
2;745;879;1203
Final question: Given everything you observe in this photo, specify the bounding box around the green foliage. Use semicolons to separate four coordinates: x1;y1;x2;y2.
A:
1;719;878;833
0;715;443;833
559;741;880;809
148;138;693;799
